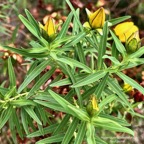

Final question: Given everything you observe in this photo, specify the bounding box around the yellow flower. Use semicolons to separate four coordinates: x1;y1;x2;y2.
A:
39;17;56;41
123;83;133;93
84;7;105;29
114;22;139;42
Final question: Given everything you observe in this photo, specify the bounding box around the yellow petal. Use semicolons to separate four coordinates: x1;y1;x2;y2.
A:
89;7;105;29
92;96;99;111
85;8;92;19
44;17;56;36
114;22;139;42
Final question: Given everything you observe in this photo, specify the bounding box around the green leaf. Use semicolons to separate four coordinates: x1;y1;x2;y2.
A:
86;122;96;144
107;77;133;110
0;105;13;129
11;109;23;138
102;55;120;65
25;9;41;37
27;124;58;137
50;78;71;87
0;86;7;95
48;90;90;121
74;121;86;144
92;116;134;136
94;72;109;99
12;25;19;43
110;30;126;57
48;89;75;112
66;0;83;31
99;113;130;126
72;9;80;34
117;72;144;95
68;105;90;121
75;42;86;64
98;94;117;113
2;46;48;58
53;114;70;135
27;67;56;98
18;59;51;93
72;71;106;87
36;105;48;126
129;46;144;58
62;117;79;144
82;85;97;100
36;133;64;144
64;31;86;47
98;21;108;70
112;42;119;60
34;100;67;113
50;73;89;87
8;57;16;87
52;55;92;73
26;47;48;53
57;11;73;39
9;115;17;144
21;108;30;135
108;16;131;26
24;106;42;125
64;65;82;107
19;14;39;38
4;86;16;100
11;99;36;107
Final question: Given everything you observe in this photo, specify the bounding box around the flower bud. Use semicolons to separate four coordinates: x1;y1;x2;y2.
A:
86;96;99;117
126;32;140;54
39;17;56;41
84;7;105;29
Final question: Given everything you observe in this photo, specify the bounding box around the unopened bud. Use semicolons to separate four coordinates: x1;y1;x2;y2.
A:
86;96;99;117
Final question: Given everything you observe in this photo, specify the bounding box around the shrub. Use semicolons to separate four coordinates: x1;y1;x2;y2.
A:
1;0;144;143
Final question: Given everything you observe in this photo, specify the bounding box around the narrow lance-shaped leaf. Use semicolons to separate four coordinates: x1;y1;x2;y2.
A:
25;9;41;37
0;105;13;129
62;117;79;144
72;71;106;87
19;14;39;38
21;108;30;135
117;72;144;95
108;16;131;26
27;124;58;138
18;59;51;93
129;46;144;58
86;122;96;144
2;46;49;58
74;121;86;144
27;67;56;98
57;11;73;39
98;21;108;70
36;134;64;144
110;30;126;57
24;106;42;125
92;116;134;136
66;0;84;31
107;77;133;111
53;114;70;135
94;72;109;99
8;56;16;87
